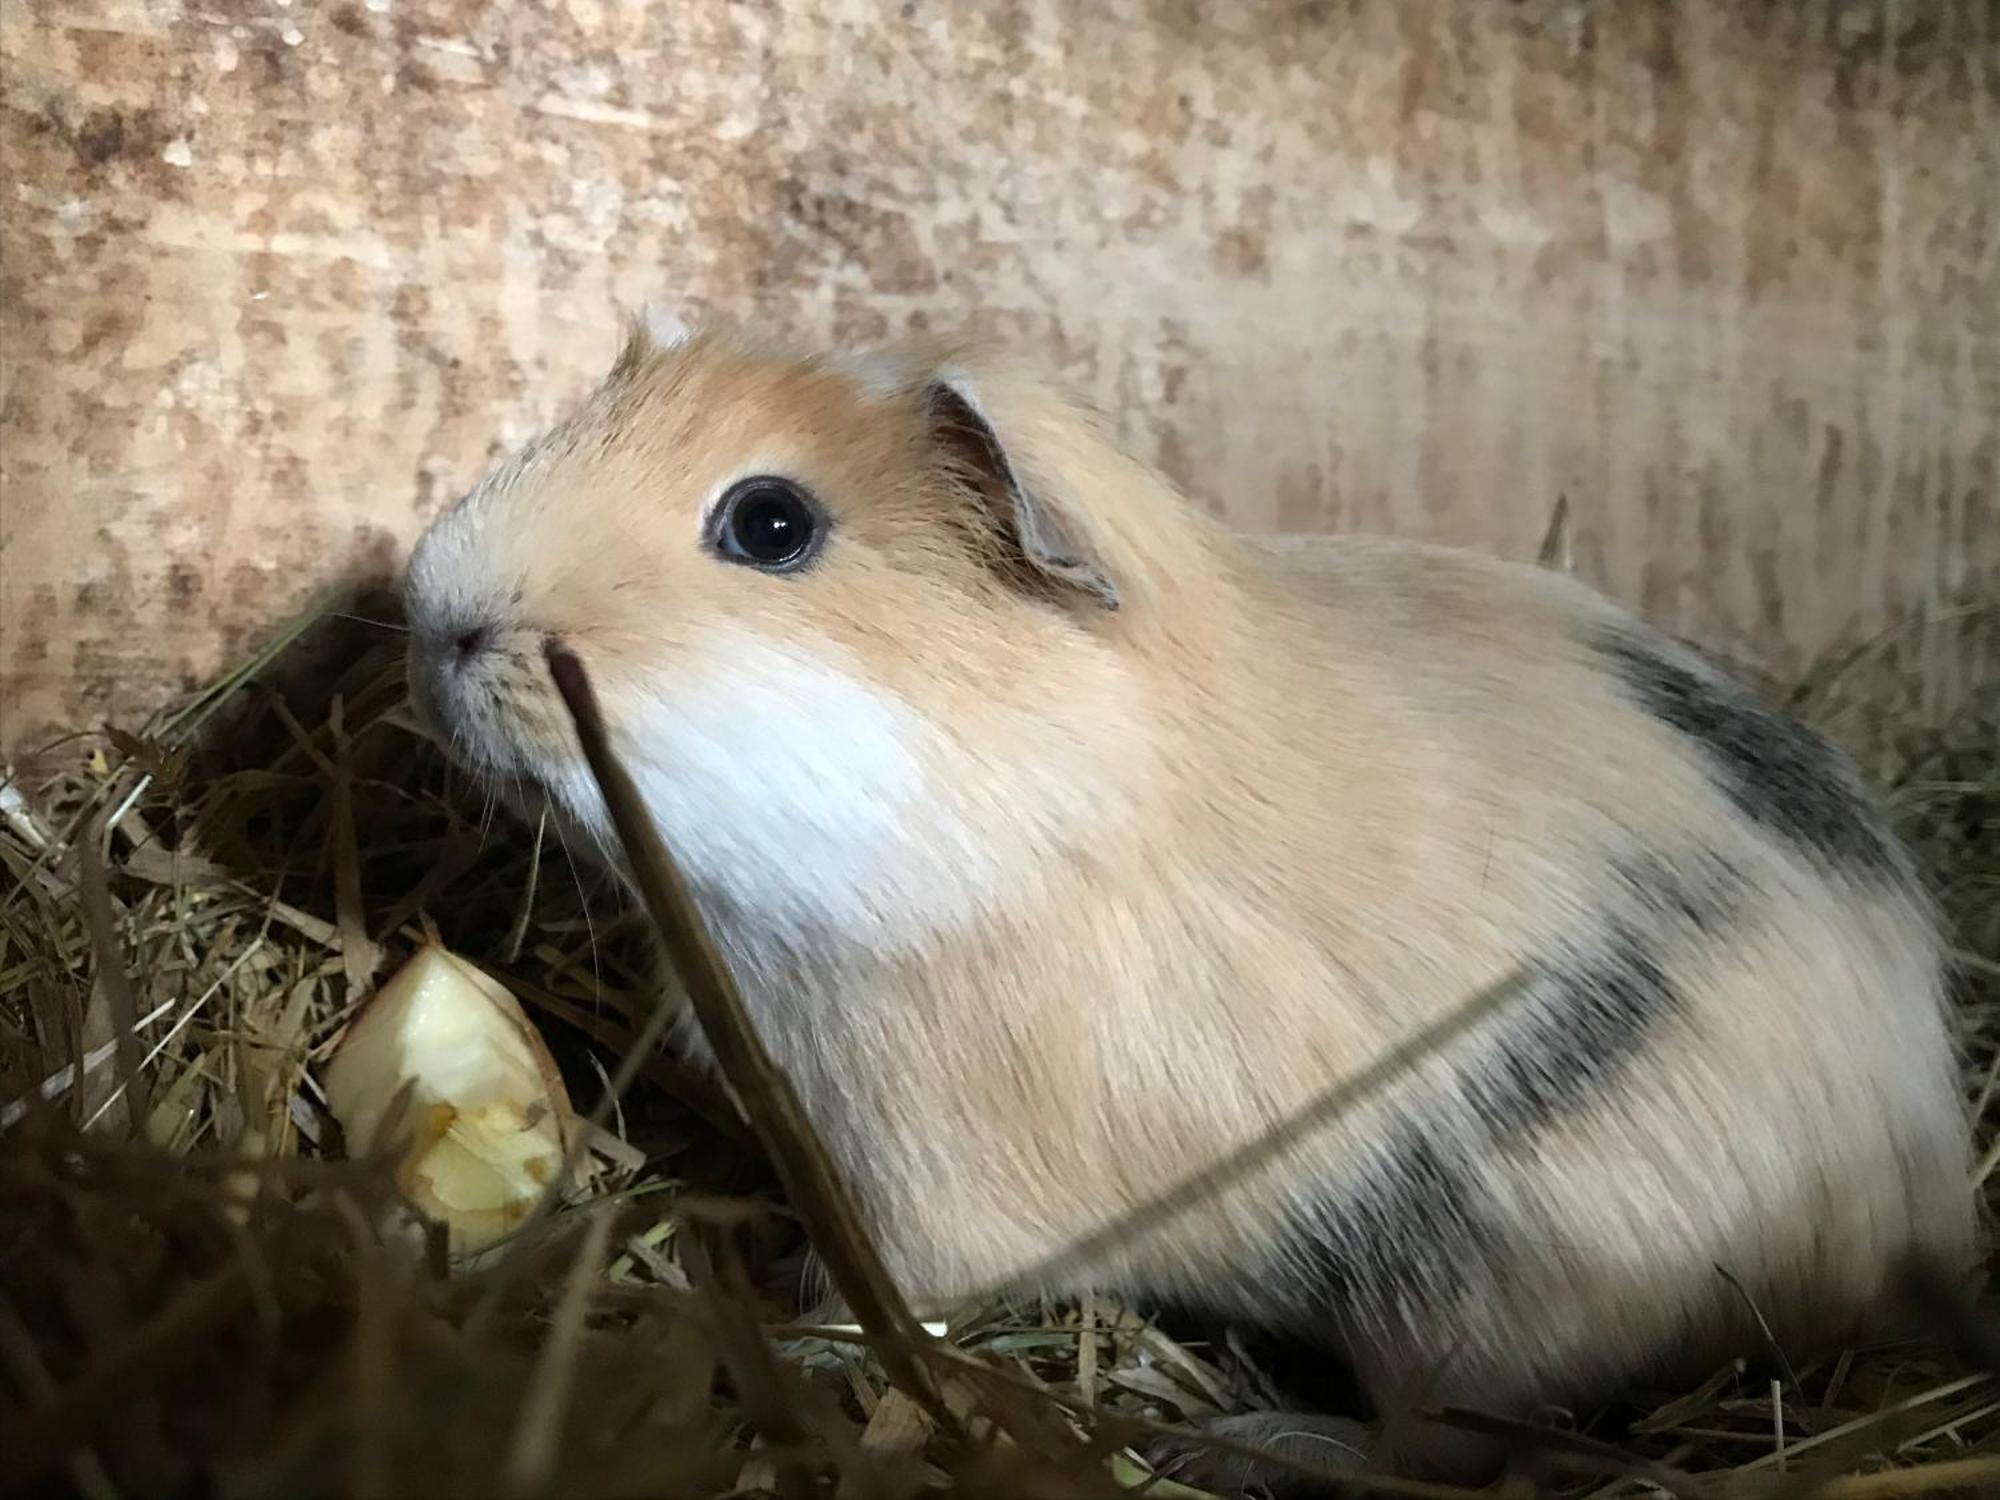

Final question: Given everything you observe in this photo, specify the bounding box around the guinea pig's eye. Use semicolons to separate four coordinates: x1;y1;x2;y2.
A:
713;477;823;572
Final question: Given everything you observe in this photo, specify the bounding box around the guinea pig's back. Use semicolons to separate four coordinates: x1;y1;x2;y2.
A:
1240;529;1919;906
1213;531;1972;1387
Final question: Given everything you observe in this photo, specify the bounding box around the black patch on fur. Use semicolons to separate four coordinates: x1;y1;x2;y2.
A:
1275;1127;1496;1329
1464;919;1677;1138
1591;627;1896;871
1630;850;1740;935
1462;856;1737;1141
1249;857;1745;1338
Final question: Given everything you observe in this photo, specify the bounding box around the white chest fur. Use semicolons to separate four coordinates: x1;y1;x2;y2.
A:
583;630;1026;951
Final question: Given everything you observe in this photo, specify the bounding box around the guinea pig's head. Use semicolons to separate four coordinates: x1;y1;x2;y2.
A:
402;319;1173;949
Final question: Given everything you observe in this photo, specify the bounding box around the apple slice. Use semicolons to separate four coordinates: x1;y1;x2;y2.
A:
325;944;580;1258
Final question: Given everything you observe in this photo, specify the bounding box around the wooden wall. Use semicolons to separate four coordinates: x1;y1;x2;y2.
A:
3;0;1995;759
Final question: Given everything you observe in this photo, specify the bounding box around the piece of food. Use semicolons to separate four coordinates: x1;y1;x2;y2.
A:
324;944;578;1257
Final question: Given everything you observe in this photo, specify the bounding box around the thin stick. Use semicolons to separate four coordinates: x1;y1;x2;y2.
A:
505;1207;617;1497
0;995;177;1131
502;806;549;964
964;963;1531;1311
777;1323;1517;1500
1;590;351;908
1715;1262;1806;1398
78;820;148;1132
0;1267;248;1493
1077;1289;1098;1409
681;1232;822;1500
1735;1374;1990;1474
1536;492;1573;572
0;1294;120;1500
331;1191;397;1500
81;934;270;1132
543;643;950;1429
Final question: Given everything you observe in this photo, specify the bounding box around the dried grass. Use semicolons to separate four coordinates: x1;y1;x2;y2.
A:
1;593;1995;1499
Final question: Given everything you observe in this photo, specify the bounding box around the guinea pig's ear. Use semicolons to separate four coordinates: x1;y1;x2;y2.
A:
640;300;694;350
925;374;1120;612
610;299;694;377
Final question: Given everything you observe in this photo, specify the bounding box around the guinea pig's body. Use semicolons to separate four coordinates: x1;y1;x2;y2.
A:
403;323;1975;1485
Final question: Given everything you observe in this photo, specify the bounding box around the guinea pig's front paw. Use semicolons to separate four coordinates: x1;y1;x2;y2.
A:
1144;1410;1373;1498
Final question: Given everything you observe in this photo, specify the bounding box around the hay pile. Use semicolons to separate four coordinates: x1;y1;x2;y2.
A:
2;596;1996;1500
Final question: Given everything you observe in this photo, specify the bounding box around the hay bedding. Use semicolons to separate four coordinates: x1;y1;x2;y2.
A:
1;596;1996;1500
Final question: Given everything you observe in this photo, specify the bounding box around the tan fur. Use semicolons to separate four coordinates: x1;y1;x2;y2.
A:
403;324;1977;1479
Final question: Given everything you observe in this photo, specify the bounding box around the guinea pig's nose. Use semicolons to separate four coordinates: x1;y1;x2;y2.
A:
452;624;494;663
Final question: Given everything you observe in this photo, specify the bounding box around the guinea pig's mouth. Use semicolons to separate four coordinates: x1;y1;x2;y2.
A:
448;728;587;840
457;720;562;809
401;678;557;820
403;629;637;879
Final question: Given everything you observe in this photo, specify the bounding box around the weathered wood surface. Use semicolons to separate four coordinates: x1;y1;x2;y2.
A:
3;0;1995;759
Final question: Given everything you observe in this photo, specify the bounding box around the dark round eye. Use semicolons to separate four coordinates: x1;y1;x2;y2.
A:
716;478;822;571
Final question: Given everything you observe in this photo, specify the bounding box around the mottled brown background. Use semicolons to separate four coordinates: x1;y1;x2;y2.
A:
3;0;1996;761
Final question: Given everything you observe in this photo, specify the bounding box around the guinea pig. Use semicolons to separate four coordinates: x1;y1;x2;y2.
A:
401;317;1978;1490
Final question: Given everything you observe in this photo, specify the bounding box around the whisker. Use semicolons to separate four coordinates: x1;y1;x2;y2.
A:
328;611;410;633
502;797;548;965
549;806;604;1011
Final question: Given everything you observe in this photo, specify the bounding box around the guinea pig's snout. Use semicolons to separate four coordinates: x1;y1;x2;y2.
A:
451;623;494;662
406;615;502;737
415;617;496;676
